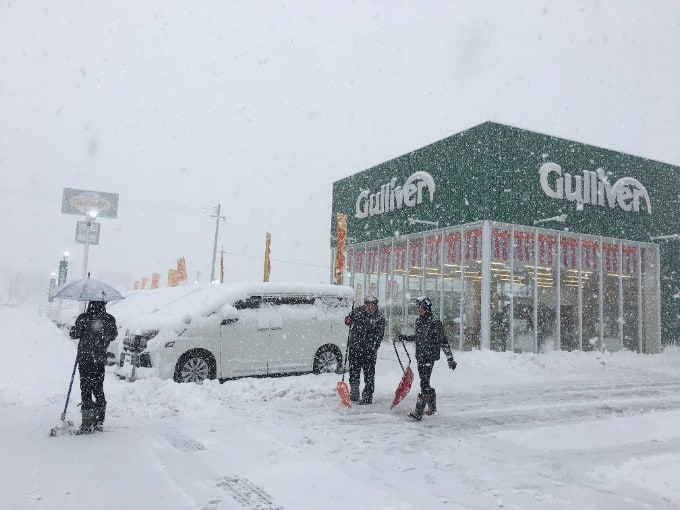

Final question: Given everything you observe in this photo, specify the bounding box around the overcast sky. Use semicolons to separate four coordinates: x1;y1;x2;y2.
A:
1;1;679;299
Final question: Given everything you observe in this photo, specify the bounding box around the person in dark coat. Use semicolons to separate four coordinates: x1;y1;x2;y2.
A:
69;301;117;433
344;295;386;405
399;296;456;420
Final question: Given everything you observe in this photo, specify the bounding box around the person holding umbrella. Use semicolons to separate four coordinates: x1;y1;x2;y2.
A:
69;301;117;434
399;296;456;420
344;295;386;405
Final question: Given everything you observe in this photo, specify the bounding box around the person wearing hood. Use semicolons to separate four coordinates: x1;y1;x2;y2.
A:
344;295;386;405
69;301;117;434
399;296;456;420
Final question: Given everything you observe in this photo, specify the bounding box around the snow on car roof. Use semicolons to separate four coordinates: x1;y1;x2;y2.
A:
121;282;354;331
106;285;202;325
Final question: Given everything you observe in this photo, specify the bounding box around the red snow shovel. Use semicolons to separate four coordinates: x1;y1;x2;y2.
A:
337;380;351;408
391;336;414;409
337;305;353;408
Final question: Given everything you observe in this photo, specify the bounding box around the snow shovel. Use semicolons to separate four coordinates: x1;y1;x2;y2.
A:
336;305;353;408
390;336;414;409
50;356;78;436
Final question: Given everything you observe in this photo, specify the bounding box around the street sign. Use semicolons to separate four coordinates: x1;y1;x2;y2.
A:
62;188;119;218
75;221;101;245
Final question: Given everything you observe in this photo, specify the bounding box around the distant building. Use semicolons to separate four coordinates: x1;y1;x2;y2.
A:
331;122;679;353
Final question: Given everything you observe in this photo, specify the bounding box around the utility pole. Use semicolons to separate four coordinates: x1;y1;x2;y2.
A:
210;204;226;282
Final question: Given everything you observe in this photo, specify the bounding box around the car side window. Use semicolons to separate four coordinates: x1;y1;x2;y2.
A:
233;296;262;310
263;296;315;306
314;296;350;309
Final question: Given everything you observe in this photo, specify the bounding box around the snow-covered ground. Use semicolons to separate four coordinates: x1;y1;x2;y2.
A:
2;304;679;510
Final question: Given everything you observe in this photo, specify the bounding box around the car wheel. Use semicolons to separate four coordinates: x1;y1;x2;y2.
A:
174;350;216;383
313;346;341;374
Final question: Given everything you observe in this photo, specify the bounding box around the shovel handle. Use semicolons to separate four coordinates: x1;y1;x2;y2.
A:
342;302;354;383
61;357;78;421
399;335;412;364
392;335;413;375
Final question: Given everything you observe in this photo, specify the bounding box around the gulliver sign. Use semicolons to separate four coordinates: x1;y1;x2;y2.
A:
355;171;436;219
539;162;652;214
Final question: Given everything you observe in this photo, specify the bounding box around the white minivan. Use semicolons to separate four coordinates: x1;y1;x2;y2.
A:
116;282;354;383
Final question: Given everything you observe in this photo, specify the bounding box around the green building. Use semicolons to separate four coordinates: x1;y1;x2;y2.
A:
330;122;679;353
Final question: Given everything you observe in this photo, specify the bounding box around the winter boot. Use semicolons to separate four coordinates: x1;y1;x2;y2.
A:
358;394;373;405
425;388;437;416
94;403;106;432
408;394;427;421
350;386;360;403
76;408;98;435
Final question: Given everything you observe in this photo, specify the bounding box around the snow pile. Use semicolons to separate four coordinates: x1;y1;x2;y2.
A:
1;305;680;510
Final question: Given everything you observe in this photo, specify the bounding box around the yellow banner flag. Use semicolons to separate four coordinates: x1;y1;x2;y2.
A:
141;277;149;289
334;214;347;285
263;232;271;282
151;272;160;289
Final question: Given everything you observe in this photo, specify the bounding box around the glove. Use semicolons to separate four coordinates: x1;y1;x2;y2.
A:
344;316;353;326
447;358;457;371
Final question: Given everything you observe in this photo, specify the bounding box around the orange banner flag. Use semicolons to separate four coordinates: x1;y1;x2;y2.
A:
151;272;160;289
168;269;182;287
334;214;347;285
220;247;224;284
177;257;187;282
141;277;149;289
263;232;271;282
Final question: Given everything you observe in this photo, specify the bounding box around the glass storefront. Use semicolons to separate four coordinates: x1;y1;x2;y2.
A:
340;220;661;353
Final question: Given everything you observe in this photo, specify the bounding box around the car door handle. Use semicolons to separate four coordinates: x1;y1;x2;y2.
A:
258;327;269;331
270;326;283;330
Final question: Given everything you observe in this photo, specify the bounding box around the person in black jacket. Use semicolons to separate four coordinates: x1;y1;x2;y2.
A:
70;301;117;434
344;295;386;405
399;296;456;420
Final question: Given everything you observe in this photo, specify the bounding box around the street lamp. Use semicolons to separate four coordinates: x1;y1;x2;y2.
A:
332;235;358;244
533;214;568;226
408;217;439;228
649;234;680;241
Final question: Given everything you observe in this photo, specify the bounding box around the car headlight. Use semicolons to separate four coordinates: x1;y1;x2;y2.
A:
123;330;159;352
